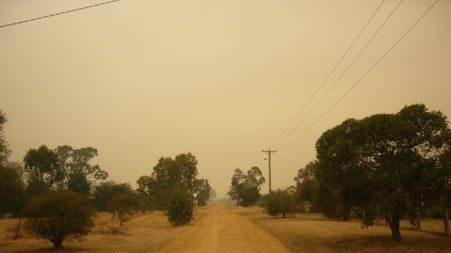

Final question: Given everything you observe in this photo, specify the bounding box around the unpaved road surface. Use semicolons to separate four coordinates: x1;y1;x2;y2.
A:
159;205;291;253
0;205;291;253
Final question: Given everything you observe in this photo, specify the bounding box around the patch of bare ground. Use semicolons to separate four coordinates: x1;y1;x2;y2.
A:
235;206;451;253
158;205;291;253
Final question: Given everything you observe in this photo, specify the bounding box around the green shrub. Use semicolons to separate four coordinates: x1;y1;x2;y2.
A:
263;189;297;218
240;185;261;207
24;191;95;249
167;190;194;226
137;194;155;213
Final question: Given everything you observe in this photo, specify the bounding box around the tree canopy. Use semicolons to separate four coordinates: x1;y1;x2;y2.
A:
23;145;63;189
24;191;95;249
315;104;451;240
0;111;26;215
194;178;211;206
55;145;108;194
228;166;265;207
294;161;318;208
137;153;210;210
92;181;133;211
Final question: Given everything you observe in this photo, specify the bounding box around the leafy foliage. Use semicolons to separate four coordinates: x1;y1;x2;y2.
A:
0;112;26;215
263;189;297;218
67;170;91;196
194;178;211;206
24;191;95;249
137;153;210;211
23;145;63;189
294;161;319;209
0;111;10;166
228;167;265;207
108;194;136;226
55;145;108;194
93;181;133;211
315;104;451;240
167;189;194;226
137;194;155;213
0;163;25;215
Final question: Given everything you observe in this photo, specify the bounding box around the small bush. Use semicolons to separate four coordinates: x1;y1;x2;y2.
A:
108;194;135;226
24;191;95;249
167;190;194;226
263;189;297;218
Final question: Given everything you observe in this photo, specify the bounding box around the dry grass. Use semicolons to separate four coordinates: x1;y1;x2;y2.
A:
0;211;205;253
2;206;450;253
235;206;451;253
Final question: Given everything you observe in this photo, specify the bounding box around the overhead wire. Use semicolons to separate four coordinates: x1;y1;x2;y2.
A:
271;0;440;169
303;0;440;130
272;0;405;149
0;0;121;29
266;0;387;149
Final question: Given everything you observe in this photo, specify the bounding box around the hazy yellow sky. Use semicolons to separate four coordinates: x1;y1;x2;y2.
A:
1;0;450;197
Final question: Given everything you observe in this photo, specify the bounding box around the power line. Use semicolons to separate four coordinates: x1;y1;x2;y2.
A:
272;0;404;148
0;0;121;29
274;153;299;169
272;0;439;173
266;0;387;149
286;0;404;133
304;0;440;130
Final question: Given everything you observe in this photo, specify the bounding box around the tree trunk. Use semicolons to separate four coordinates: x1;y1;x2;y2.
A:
389;212;401;241
342;203;351;221
441;191;449;236
13;216;22;240
53;240;62;250
416;211;421;230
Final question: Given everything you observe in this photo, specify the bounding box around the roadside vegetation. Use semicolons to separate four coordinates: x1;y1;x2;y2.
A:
23;191;95;249
229;104;450;244
0;110;212;250
227;166;265;207
238;206;451;253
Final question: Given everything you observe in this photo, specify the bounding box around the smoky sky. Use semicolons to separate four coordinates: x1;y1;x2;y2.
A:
1;0;450;197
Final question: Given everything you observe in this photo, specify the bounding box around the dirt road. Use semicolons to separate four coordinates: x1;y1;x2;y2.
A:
0;205;291;253
159;205;291;253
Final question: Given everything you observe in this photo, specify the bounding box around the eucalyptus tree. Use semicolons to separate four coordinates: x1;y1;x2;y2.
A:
228;166;265;207
54;146;108;195
137;153;204;210
23;145;63;194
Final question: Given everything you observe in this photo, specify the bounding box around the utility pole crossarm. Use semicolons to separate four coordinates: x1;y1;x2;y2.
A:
262;149;277;193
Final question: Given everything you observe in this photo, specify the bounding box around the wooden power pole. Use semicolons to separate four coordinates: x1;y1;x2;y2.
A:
262;149;277;193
